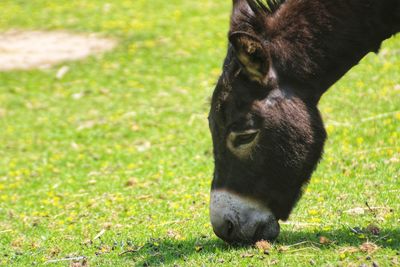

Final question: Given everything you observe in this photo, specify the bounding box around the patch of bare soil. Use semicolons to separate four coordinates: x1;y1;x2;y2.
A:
0;30;117;71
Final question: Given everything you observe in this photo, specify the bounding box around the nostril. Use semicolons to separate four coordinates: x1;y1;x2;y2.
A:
212;218;236;242
226;219;234;237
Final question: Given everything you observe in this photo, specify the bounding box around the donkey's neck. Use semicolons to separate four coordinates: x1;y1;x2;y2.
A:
267;0;400;97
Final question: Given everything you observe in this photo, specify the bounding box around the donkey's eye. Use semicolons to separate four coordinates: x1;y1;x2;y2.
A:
233;131;259;147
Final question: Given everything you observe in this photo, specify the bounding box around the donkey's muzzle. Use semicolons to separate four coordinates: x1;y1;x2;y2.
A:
210;189;280;244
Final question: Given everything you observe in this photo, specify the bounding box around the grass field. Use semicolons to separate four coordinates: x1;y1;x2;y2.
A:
0;1;399;266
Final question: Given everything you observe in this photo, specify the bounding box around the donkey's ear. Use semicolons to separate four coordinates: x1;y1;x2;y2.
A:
229;32;270;81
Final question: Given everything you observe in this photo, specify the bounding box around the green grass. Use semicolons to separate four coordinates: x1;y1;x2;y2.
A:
0;1;399;266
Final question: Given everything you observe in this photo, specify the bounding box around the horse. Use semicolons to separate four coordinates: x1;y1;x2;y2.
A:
208;0;400;244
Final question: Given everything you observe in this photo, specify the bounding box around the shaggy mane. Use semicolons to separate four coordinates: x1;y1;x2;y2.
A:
231;0;286;35
246;0;286;14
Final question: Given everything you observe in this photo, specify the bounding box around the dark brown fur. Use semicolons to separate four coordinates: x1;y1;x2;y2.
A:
209;0;399;224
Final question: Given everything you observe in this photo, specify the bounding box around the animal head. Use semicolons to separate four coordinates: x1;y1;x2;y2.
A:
208;0;327;244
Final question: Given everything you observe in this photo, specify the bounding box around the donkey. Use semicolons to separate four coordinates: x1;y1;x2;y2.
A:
208;0;400;244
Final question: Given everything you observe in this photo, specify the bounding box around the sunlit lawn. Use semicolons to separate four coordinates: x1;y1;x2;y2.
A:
0;1;399;266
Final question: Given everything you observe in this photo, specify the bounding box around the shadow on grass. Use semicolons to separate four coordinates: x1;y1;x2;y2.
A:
278;228;400;249
123;228;399;266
